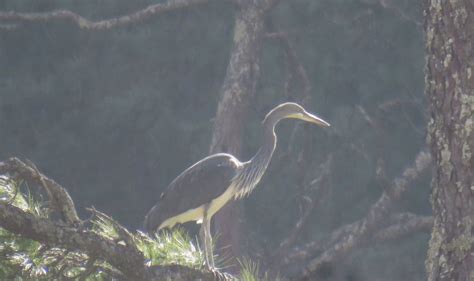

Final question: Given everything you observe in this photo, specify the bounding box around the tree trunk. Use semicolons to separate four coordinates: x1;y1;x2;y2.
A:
209;2;266;267
424;1;474;280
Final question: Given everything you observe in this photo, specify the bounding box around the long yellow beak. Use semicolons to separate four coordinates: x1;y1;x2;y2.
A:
299;111;330;127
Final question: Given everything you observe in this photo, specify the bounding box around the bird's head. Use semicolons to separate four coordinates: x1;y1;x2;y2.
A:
264;102;330;128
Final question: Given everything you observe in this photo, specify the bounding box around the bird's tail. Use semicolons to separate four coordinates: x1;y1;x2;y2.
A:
143;205;161;233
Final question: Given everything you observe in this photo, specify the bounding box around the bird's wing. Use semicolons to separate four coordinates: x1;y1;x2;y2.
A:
144;153;240;232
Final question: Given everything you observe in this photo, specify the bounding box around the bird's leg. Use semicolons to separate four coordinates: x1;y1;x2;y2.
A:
199;211;214;268
199;223;209;266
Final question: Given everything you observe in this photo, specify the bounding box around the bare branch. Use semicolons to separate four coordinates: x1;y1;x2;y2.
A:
281;219;356;267
294;150;431;279
372;213;433;243
282;213;432;277
0;0;209;30
271;155;333;264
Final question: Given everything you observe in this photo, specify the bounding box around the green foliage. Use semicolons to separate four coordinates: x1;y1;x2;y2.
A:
238;259;280;281
91;214;121;241
135;228;205;268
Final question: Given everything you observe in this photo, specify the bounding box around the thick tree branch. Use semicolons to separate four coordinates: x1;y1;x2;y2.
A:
0;0;209;30
0;192;218;281
293;150;431;279
0;202;222;280
0;158;227;280
0;202;149;280
0;158;80;225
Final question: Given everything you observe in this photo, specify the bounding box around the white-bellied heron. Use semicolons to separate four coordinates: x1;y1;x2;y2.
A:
144;102;330;267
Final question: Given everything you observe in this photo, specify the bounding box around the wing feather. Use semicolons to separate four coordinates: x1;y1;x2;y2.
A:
144;153;240;232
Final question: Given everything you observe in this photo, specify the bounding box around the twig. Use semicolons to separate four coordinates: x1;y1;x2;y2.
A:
375;0;422;27
0;0;209;30
377;99;420;113
356;105;378;129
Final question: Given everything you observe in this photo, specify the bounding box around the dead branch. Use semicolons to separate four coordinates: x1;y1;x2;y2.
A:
293;150;431;279
0;0;209;30
281;212;432;271
372;213;433;243
281;220;355;267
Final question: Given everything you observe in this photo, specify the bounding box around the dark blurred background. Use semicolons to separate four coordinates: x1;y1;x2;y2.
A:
0;0;429;280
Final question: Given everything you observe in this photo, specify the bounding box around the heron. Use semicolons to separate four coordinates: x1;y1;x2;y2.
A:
144;102;330;267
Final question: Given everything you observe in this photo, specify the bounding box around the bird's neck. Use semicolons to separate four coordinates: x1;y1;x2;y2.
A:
234;119;278;198
251;123;277;168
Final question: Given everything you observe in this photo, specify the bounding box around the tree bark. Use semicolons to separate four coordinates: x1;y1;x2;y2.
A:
209;1;268;267
424;1;474;280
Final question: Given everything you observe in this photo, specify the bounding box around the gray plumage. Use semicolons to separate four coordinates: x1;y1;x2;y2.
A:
143;102;330;234
143;153;239;232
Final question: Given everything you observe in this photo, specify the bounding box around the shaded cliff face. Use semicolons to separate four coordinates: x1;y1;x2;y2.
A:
424;1;474;280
